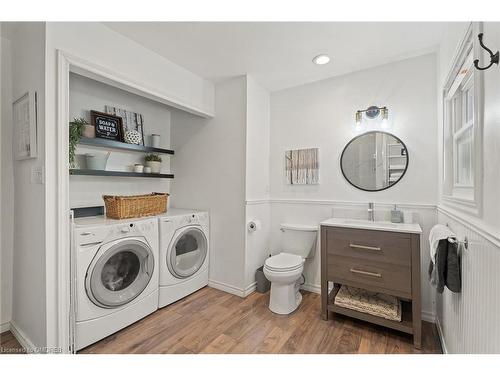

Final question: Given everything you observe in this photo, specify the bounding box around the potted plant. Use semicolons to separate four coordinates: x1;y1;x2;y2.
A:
145;154;162;173
69;118;87;168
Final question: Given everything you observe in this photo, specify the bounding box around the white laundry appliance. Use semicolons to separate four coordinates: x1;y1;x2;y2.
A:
72;216;159;351
158;209;209;308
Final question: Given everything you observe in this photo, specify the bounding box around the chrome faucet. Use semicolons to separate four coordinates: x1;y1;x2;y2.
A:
368;202;374;221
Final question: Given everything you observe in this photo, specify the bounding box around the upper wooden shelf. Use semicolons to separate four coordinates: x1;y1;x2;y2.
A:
78;137;174;155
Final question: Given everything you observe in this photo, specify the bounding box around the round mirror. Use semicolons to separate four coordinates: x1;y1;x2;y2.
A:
340;131;408;191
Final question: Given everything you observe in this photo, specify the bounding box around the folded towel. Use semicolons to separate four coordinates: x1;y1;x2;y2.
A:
334;285;401;321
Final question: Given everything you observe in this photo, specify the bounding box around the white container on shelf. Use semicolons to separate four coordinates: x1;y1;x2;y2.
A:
151;134;161;148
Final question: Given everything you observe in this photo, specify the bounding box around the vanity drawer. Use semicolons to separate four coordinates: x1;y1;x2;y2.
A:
325;227;411;266
328;255;411;295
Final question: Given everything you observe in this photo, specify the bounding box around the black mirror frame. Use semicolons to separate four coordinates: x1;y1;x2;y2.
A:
340;130;409;192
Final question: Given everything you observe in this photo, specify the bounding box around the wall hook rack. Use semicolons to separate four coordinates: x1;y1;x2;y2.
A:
474;33;499;71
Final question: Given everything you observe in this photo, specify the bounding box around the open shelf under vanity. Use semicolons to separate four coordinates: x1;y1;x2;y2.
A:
326;284;414;335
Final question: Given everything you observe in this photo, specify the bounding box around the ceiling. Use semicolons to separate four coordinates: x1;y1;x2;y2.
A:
104;22;448;92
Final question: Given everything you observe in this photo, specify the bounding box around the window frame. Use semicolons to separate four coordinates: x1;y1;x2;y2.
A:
441;22;483;217
452;65;474;189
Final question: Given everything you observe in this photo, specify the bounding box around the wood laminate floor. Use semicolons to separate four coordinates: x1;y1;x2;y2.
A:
0;331;25;354
76;287;442;354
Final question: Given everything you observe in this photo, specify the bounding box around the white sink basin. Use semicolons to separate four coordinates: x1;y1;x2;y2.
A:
320;217;422;234
341;219;398;229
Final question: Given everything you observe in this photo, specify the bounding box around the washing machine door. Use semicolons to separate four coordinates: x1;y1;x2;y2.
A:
167;226;207;279
86;238;154;308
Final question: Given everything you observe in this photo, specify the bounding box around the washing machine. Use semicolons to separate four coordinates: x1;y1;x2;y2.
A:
73;216;159;351
158;209;209;308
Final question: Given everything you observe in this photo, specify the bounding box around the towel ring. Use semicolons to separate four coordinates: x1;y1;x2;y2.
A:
448;236;469;250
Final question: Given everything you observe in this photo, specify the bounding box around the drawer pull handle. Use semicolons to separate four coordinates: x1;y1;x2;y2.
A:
349;244;381;251
350;268;382;278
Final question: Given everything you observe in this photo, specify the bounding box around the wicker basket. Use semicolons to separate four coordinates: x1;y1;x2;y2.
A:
103;192;169;219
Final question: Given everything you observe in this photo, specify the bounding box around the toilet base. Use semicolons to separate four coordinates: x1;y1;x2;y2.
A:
268;282;303;315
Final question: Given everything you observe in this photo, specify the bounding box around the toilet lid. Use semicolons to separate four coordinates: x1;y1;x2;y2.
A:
264;253;303;272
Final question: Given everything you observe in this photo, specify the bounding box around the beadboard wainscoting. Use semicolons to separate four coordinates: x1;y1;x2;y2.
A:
436;207;500;353
257;199;438;322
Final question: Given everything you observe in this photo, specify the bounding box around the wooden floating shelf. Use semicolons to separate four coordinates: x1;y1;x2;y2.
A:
70;169;174;179
78;137;174;155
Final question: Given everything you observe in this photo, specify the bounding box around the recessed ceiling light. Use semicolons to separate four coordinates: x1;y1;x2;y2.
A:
312;54;330;65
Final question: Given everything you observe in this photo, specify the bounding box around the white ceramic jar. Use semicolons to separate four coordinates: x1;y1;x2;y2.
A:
151;134;161;148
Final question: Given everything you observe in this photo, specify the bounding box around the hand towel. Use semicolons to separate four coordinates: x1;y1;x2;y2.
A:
429;224;455;286
429;239;448;293
446;240;461;293
428;238;462;293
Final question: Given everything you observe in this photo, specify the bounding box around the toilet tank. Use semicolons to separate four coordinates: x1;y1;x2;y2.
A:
280;223;318;258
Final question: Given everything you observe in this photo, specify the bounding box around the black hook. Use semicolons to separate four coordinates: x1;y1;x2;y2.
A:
474;33;499;71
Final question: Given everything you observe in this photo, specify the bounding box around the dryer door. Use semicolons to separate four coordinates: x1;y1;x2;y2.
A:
86;238;154;308
167;226;207;279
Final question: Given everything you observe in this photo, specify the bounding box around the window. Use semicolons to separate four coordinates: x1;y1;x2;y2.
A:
442;23;483;216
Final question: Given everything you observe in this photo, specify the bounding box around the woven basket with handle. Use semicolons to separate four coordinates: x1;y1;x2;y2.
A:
103;192;169;219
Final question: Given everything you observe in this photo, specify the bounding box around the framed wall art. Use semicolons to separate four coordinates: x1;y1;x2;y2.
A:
13;91;38;160
105;106;145;146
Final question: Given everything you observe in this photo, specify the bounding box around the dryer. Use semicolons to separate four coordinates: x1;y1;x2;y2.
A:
73;216;159;351
158;209;209;308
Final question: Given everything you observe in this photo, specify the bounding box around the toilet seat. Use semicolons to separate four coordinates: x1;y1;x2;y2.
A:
264;252;303;272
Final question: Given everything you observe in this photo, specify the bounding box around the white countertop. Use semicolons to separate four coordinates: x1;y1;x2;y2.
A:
73;207;202;227
320;218;422;234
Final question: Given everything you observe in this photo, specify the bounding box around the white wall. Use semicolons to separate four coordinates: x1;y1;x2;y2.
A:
269;54;439;317
270;53;438;204
2;22;48;347
245;76;271;202
170;77;248;293
171;75;272;294
245;76;271;289
0;27;14;333
69;73;172;208
43;22;215;347
436;22;500;353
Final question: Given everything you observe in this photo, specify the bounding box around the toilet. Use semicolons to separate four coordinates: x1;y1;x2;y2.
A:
263;223;318;314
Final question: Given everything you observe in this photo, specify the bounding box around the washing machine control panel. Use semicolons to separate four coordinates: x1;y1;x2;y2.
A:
76;218;156;246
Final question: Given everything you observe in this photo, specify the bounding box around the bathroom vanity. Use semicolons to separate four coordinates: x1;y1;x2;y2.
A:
320;218;422;348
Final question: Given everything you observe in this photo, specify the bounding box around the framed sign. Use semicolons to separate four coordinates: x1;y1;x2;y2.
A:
13;91;38;160
105;105;145;146
91;110;123;141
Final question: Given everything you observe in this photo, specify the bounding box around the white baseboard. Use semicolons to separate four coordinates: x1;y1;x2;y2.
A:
422;310;436;323
436;316;448;354
9;320;36;353
1;321;10;334
243;282;257;297
300;283;321;294
208;279;246;298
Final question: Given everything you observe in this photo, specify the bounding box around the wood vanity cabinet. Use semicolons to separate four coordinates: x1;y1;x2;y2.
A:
320;225;422;349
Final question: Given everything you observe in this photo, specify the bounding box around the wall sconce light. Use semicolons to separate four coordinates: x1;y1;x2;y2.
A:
354;105;389;127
